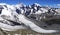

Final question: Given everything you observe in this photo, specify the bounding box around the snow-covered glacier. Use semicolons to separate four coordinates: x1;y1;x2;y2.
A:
0;3;60;34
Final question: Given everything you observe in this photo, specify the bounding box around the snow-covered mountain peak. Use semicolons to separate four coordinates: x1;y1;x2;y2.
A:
34;3;41;6
0;3;59;15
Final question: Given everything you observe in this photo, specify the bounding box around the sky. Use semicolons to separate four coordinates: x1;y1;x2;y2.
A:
0;0;60;8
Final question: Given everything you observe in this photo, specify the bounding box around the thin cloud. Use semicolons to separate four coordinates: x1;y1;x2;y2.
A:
57;4;60;6
45;4;60;8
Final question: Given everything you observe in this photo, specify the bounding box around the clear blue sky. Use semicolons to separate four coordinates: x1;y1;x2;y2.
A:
0;0;60;8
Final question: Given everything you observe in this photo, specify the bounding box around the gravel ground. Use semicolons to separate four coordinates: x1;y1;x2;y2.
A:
0;29;60;35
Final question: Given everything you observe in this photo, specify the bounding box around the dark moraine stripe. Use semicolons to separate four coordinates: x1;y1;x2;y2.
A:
25;16;48;29
6;20;21;25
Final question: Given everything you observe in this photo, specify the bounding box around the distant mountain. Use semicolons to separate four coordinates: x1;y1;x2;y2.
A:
0;3;60;21
0;3;60;19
